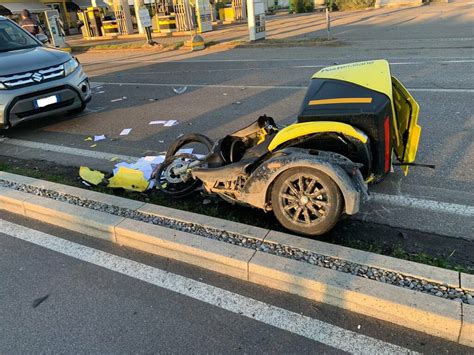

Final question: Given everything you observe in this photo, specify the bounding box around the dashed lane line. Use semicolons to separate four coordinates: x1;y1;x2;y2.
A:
82;57;474;65
370;193;474;218
0;219;417;355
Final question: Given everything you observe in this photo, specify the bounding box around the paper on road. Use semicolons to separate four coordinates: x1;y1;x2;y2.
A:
120;128;132;136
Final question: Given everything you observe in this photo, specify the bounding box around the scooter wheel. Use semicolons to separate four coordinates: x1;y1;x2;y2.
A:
156;153;202;198
165;133;214;159
271;167;343;236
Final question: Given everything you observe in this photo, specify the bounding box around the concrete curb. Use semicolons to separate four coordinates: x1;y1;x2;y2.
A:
0;173;472;347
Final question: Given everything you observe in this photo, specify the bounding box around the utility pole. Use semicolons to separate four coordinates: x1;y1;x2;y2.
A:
134;0;145;34
326;6;331;40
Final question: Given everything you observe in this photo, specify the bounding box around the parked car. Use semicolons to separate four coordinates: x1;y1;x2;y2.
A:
0;15;91;129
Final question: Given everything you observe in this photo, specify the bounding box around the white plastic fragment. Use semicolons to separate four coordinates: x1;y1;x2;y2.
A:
164;120;178;127
94;135;106;142
149;120;179;126
120;128;132;136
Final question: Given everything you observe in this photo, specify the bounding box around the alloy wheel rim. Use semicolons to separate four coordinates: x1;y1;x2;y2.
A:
279;173;329;225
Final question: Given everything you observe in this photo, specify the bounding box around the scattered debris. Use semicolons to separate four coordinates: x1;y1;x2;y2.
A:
110;97;127;103
203;199;211;205
90;144;97;148
142;155;165;165
114;160;153;180
223;93;228;96
120;128;132;136
149;120;179;126
233;101;241;105
110;157;119;162
177;133;184;138
94;135;106;142
164;120;178;127
357;325;361;330
32;294;49;308
78;148;194;193
79;166;105;186
97;91;105;94
84;137;92;142
108;166;149;192
158;140;164;143
172;86;188;94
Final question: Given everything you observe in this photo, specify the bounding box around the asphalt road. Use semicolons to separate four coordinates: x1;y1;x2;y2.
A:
1;211;472;353
1;5;473;353
0;2;473;237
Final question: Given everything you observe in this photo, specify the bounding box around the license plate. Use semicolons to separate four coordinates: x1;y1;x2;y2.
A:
35;95;59;108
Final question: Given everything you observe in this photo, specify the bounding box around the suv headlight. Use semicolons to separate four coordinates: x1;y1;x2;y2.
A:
0;82;6;90
63;58;79;76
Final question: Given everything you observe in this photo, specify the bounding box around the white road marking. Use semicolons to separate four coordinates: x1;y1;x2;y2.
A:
0;219;416;355
407;88;474;93
441;60;474;63
95;59;473;76
93;81;474;93
0;138;137;163
95;81;305;90
83;56;474;65
370;193;474;218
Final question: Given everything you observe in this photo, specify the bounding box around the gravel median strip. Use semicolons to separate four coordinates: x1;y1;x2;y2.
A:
1;178;473;305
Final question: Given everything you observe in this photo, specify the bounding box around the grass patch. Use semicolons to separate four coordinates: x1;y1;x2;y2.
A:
330;0;375;10
221;38;344;48
1;157;472;274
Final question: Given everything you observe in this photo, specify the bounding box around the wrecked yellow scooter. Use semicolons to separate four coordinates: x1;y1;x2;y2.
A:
158;60;422;236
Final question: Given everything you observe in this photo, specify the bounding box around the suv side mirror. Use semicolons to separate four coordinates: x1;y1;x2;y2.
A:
36;33;49;44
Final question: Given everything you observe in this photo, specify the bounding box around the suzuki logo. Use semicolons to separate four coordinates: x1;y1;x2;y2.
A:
32;73;43;82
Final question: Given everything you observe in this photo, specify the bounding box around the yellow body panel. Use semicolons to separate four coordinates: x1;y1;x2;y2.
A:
268;121;368;151
79;166;105;186
313;60;393;99
391;76;422;175
313;60;401;148
107;167;149;192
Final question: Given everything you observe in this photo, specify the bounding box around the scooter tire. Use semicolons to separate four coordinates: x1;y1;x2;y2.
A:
271;167;343;236
165;133;214;159
158;134;214;198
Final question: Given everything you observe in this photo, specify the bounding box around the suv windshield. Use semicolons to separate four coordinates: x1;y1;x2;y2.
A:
0;19;39;52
